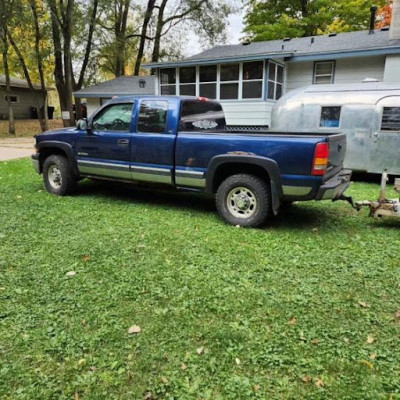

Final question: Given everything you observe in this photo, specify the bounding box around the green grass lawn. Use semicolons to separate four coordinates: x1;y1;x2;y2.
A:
1;159;399;400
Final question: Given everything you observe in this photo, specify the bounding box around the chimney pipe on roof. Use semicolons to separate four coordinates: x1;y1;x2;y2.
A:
390;0;400;40
369;5;378;34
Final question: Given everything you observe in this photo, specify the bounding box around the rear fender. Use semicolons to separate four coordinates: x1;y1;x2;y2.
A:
206;155;283;215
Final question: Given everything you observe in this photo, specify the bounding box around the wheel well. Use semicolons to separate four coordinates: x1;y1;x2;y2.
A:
212;163;270;193
38;148;67;173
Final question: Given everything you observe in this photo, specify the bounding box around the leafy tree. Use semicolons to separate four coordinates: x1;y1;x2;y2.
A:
243;0;387;41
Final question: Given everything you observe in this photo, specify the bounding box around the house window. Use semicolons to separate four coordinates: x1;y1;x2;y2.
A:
4;95;19;103
320;106;341;128
220;64;239;100
381;107;400;131
243;61;263;99
199;65;217;99
314;61;335;84
160;68;176;95
267;62;284;100
179;66;196;96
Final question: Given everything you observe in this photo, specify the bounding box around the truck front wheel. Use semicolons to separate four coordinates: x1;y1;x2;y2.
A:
216;174;271;228
43;154;77;196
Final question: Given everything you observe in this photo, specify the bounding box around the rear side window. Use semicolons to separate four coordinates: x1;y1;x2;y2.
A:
381;107;400;131
179;100;226;132
320;106;341;128
138;100;168;133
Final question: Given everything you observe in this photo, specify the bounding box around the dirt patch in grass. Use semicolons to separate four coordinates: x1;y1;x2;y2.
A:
0;119;66;137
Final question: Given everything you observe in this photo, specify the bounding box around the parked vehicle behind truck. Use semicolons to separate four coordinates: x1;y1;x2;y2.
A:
270;81;400;176
32;95;351;227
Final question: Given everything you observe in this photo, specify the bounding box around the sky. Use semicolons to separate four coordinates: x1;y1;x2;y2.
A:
184;9;246;57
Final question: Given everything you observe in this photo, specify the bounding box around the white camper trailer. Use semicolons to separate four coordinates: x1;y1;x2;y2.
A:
270;82;400;175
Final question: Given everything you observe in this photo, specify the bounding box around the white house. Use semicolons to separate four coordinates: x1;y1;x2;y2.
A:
144;4;400;128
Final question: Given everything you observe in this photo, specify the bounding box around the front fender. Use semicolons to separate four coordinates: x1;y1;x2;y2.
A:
37;141;79;177
206;155;283;215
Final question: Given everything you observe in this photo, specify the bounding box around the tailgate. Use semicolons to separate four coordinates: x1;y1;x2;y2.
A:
326;133;347;179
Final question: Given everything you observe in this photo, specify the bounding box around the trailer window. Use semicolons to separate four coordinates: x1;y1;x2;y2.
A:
381;107;400;131
320;106;341;128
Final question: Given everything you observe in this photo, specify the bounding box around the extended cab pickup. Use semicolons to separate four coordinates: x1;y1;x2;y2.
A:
32;96;352;227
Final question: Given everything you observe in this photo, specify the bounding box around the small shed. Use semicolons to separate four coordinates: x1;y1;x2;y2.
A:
0;75;49;119
73;75;157;116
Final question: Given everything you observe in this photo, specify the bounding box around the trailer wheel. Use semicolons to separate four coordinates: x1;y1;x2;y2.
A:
216;173;271;228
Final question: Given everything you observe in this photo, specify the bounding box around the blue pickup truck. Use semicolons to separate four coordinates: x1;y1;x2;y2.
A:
32;96;352;227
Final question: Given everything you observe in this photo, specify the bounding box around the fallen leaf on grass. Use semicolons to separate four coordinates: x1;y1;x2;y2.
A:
360;359;374;369
181;362;187;370
66;271;77;277
315;378;324;387
359;302;368;308
395;311;400;319
74;393;80;400
128;325;141;334
369;353;378;360
235;358;241;365
82;254;91;262
366;334;375;344
161;376;168;384
289;317;297;325
253;385;260;391
144;392;153;400
196;346;205;355
312;228;318;233
311;339;319;345
78;359;86;366
302;376;312;384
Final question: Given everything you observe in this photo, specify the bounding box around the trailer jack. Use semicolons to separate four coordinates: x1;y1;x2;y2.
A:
356;172;400;219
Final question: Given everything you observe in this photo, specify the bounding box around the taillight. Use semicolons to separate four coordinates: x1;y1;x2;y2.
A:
311;142;329;176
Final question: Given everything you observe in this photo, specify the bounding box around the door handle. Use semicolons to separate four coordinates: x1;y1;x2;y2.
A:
118;139;129;147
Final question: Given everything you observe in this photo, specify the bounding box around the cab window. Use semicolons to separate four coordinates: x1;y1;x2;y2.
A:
381;107;400;131
92;103;133;132
138;100;168;133
320;106;341;128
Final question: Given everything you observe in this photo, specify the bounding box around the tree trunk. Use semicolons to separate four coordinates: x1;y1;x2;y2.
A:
134;0;156;75
1;36;15;135
48;0;75;127
114;0;130;77
0;1;15;135
151;0;168;64
30;0;49;131
8;33;47;132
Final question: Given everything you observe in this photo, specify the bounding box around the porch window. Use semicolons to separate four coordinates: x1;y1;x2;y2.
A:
220;64;239;100
160;68;176;95
179;66;196;96
266;62;284;100
242;61;263;99
199;65;217;99
313;61;335;84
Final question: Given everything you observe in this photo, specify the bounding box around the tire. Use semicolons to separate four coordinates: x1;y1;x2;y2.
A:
216;173;271;228
43;154;77;196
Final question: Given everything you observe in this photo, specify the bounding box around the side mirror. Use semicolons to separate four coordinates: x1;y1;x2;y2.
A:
76;118;88;130
76;118;92;135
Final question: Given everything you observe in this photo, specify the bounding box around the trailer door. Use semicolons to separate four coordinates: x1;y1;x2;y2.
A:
372;96;400;175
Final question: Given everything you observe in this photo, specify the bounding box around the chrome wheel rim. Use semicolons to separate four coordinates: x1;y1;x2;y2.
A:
47;165;62;190
227;186;257;219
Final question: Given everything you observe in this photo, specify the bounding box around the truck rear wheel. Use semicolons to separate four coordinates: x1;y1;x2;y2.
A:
43;154;77;196
216;174;271;228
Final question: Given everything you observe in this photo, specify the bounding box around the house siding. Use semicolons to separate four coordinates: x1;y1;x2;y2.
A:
286;55;386;91
220;100;275;126
0;87;46;119
383;55;400;82
87;98;102;117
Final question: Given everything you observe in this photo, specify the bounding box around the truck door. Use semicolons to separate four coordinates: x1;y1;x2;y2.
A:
130;99;175;185
75;102;134;179
372;96;400;175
